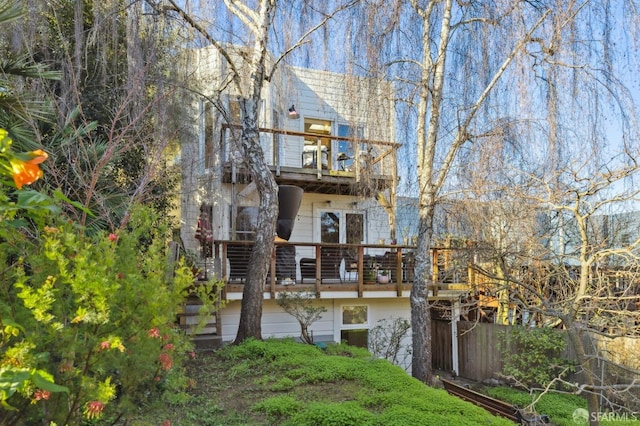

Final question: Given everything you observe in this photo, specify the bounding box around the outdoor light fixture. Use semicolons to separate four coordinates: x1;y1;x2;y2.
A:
288;105;300;119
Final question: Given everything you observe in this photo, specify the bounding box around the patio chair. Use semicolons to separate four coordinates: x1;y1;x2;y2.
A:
275;245;297;281
299;247;343;283
342;249;359;281
227;243;251;282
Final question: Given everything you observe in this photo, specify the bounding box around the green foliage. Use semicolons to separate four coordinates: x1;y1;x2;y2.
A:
323;342;372;359
276;291;327;344
0;206;196;424
483;386;593;426
498;326;575;388
375;404;509;426
284;401;375;426
269;377;295;391
218;337;323;362
251;395;302;418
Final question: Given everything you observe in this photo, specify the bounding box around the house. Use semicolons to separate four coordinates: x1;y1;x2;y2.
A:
175;45;474;371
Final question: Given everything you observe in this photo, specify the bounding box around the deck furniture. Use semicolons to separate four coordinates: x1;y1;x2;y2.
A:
300;246;343;282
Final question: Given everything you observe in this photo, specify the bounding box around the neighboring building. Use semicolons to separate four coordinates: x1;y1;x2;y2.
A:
175;45;472;371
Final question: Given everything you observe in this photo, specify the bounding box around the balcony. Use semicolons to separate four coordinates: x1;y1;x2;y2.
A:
219;125;400;196
199;241;480;300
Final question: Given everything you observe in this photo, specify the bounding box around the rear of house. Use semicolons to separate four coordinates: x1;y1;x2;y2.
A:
175;45;471;371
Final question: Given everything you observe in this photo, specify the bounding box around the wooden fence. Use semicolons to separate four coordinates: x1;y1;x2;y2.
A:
433;320;640;392
432;320;453;372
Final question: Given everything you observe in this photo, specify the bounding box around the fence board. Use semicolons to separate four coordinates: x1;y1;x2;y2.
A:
457;321;509;382
432;319;453;372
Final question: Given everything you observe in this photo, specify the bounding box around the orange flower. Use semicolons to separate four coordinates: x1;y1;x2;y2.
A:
158;352;173;371
10;149;48;189
84;401;105;419
31;389;51;404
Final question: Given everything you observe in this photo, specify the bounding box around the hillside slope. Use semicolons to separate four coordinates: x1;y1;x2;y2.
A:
143;339;514;425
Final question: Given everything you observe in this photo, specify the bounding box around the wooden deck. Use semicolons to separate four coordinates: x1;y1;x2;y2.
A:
200;240;478;300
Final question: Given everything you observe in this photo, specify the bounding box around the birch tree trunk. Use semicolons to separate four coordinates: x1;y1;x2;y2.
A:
410;0;453;385
409;0;550;383
232;0;279;343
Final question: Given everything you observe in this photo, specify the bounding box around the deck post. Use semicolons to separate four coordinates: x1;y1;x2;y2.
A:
314;244;322;295
396;248;403;296
357;245;364;297
269;246;276;298
451;299;461;375
431;249;439;296
221;241;228;300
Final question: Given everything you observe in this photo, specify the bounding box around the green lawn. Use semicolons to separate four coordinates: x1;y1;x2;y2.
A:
482;386;640;426
125;339;514;425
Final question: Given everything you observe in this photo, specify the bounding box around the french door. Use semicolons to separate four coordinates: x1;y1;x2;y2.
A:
318;210;364;245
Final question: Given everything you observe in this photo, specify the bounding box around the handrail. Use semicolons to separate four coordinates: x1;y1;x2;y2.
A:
212;240;479;299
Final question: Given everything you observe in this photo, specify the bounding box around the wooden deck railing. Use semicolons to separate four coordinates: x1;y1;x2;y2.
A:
220;124;400;178
207;240;479;299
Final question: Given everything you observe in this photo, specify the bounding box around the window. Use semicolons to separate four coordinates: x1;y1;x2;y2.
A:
341;329;368;348
320;211;340;244
230;206;258;241
272;109;281;165
318;210;364;245
346;213;364;244
341;305;369;348
303;118;331;169
337;124;363;171
342;305;368;326
203;101;214;170
224;98;242;161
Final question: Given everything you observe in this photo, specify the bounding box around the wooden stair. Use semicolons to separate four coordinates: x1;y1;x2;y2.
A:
177;291;223;350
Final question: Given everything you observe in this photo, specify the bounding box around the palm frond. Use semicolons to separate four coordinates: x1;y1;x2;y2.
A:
0;0;23;26
0;55;61;80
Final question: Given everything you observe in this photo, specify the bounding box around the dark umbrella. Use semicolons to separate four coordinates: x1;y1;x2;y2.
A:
195;205;213;258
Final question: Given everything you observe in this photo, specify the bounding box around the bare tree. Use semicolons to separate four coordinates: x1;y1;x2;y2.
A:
450;94;640;422
398;0;551;385
359;3;640;401
518;158;640;418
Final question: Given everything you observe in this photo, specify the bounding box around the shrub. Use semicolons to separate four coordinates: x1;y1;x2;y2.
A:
368;317;411;365
276;291;327;344
1;206;196;424
498;325;575;388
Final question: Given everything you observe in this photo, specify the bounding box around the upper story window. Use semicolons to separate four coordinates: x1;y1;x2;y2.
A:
203;101;214;170
303;118;331;170
227;97;242;144
230;206;258;241
337;124;364;172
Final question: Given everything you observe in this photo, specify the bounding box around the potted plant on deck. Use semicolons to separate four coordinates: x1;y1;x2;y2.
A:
377;270;390;284
363;257;379;284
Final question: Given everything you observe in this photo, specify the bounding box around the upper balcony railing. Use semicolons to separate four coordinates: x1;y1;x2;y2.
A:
219;124;400;185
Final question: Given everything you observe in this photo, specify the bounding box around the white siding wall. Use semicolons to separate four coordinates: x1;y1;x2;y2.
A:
273;66;394;169
281;135;304;168
203;189;391;246
220;297;412;370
